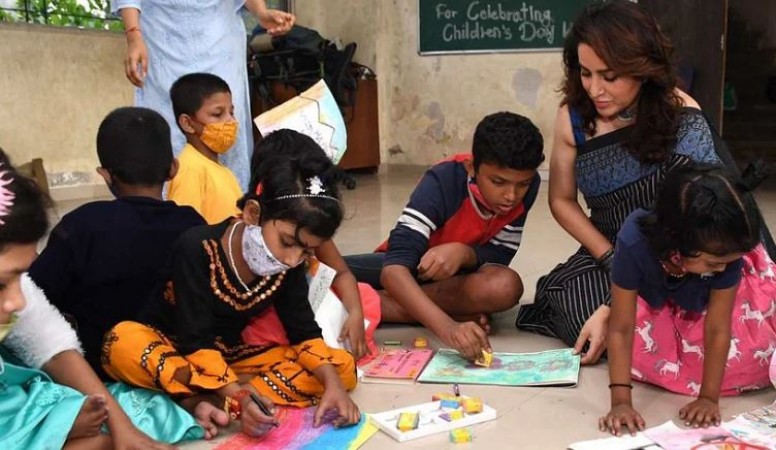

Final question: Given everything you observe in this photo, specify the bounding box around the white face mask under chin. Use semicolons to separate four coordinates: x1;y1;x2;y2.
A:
242;224;293;276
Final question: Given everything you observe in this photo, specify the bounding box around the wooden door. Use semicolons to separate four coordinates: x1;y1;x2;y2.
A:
639;0;729;131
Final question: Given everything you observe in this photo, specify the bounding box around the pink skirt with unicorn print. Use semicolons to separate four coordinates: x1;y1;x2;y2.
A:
631;244;776;396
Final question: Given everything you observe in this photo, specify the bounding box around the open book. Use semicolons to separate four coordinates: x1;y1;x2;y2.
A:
417;348;581;387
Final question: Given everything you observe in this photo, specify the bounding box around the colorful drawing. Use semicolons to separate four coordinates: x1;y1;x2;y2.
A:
254;80;347;164
644;421;766;450
215;406;377;450
723;403;776;448
417;348;580;387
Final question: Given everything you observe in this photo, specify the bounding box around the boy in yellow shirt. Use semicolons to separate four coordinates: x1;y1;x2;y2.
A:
168;73;243;224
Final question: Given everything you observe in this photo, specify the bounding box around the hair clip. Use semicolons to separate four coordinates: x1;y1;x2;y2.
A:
0;167;15;225
307;176;325;195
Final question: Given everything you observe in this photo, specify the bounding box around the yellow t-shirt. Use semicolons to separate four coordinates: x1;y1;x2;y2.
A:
168;144;242;224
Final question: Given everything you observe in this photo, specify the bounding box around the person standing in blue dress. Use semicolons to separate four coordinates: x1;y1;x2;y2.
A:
112;0;295;189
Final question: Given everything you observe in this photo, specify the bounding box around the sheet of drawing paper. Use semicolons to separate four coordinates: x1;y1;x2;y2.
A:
214;407;374;450
417;348;580;386
643;421;739;450
567;432;657;450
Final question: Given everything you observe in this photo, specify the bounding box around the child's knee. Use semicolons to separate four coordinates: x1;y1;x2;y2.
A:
476;266;523;310
332;348;358;390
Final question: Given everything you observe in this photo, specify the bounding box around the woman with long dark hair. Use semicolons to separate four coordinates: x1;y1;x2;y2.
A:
516;1;773;367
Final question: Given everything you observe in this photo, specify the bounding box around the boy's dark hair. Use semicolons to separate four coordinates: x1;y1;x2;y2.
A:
170;73;231;125
639;164;761;259
472;112;544;171
244;129;343;240
96;107;173;185
0;148;49;251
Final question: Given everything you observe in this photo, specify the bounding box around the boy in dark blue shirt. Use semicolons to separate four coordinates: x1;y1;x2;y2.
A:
28;107;205;379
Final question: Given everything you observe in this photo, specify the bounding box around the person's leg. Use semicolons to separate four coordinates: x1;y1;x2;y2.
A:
379;264;523;323
343;253;385;290
517;251;610;347
101;322;230;439
67;395;109;441
62;435;112;450
231;345;357;408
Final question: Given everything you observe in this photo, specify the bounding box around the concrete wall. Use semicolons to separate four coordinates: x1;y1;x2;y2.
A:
0;23;132;197
2;2;562;197
295;0;562;167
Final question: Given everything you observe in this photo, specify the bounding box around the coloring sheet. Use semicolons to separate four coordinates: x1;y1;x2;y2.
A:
417;348;580;386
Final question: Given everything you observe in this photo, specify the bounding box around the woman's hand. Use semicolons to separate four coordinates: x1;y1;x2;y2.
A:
599;403;645;436
679;397;721;428
314;386;360;428
573;305;610;364
125;33;148;88
256;9;295;36
340;312;368;360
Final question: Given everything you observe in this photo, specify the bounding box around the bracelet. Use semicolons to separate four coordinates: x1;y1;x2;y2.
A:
124;26;141;36
608;383;633;389
223;389;252;421
223;396;241;421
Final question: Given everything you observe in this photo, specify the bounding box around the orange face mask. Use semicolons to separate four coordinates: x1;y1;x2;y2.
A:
200;120;239;154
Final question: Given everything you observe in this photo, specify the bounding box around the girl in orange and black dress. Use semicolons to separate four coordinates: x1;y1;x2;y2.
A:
101;132;359;438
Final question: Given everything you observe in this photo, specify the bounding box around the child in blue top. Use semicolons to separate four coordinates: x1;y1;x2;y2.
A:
602;165;776;436
28;107;205;380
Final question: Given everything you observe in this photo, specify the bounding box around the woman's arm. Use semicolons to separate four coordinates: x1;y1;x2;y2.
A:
44;351;172;450
117;7;147;87
244;0;295;36
549;106;613;260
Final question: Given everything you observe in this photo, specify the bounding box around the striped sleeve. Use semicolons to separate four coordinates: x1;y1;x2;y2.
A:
383;163;458;270
472;174;540;267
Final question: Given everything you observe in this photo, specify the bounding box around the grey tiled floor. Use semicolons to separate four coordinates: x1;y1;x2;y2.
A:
51;167;776;449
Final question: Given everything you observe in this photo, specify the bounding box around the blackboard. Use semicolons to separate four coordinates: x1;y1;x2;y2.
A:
418;0;596;55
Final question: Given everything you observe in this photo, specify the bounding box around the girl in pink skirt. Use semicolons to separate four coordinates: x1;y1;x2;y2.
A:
600;165;776;436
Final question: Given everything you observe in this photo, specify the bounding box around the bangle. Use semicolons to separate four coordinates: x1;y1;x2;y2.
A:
608;383;633;389
224;389;252;420
223;396;241;420
124;26;140;36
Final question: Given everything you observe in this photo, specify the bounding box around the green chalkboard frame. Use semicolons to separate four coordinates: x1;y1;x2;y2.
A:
418;0;596;55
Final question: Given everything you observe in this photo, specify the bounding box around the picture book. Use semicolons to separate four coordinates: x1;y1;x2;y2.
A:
723;402;776;448
369;397;497;443
417;348;580;387
567;433;658;450
254;79;347;164
644;421;741;450
361;348;435;385
215;406;377;450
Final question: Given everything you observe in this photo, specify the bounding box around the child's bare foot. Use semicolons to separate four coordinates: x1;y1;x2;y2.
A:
179;396;230;440
194;401;230;439
67;395;108;440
